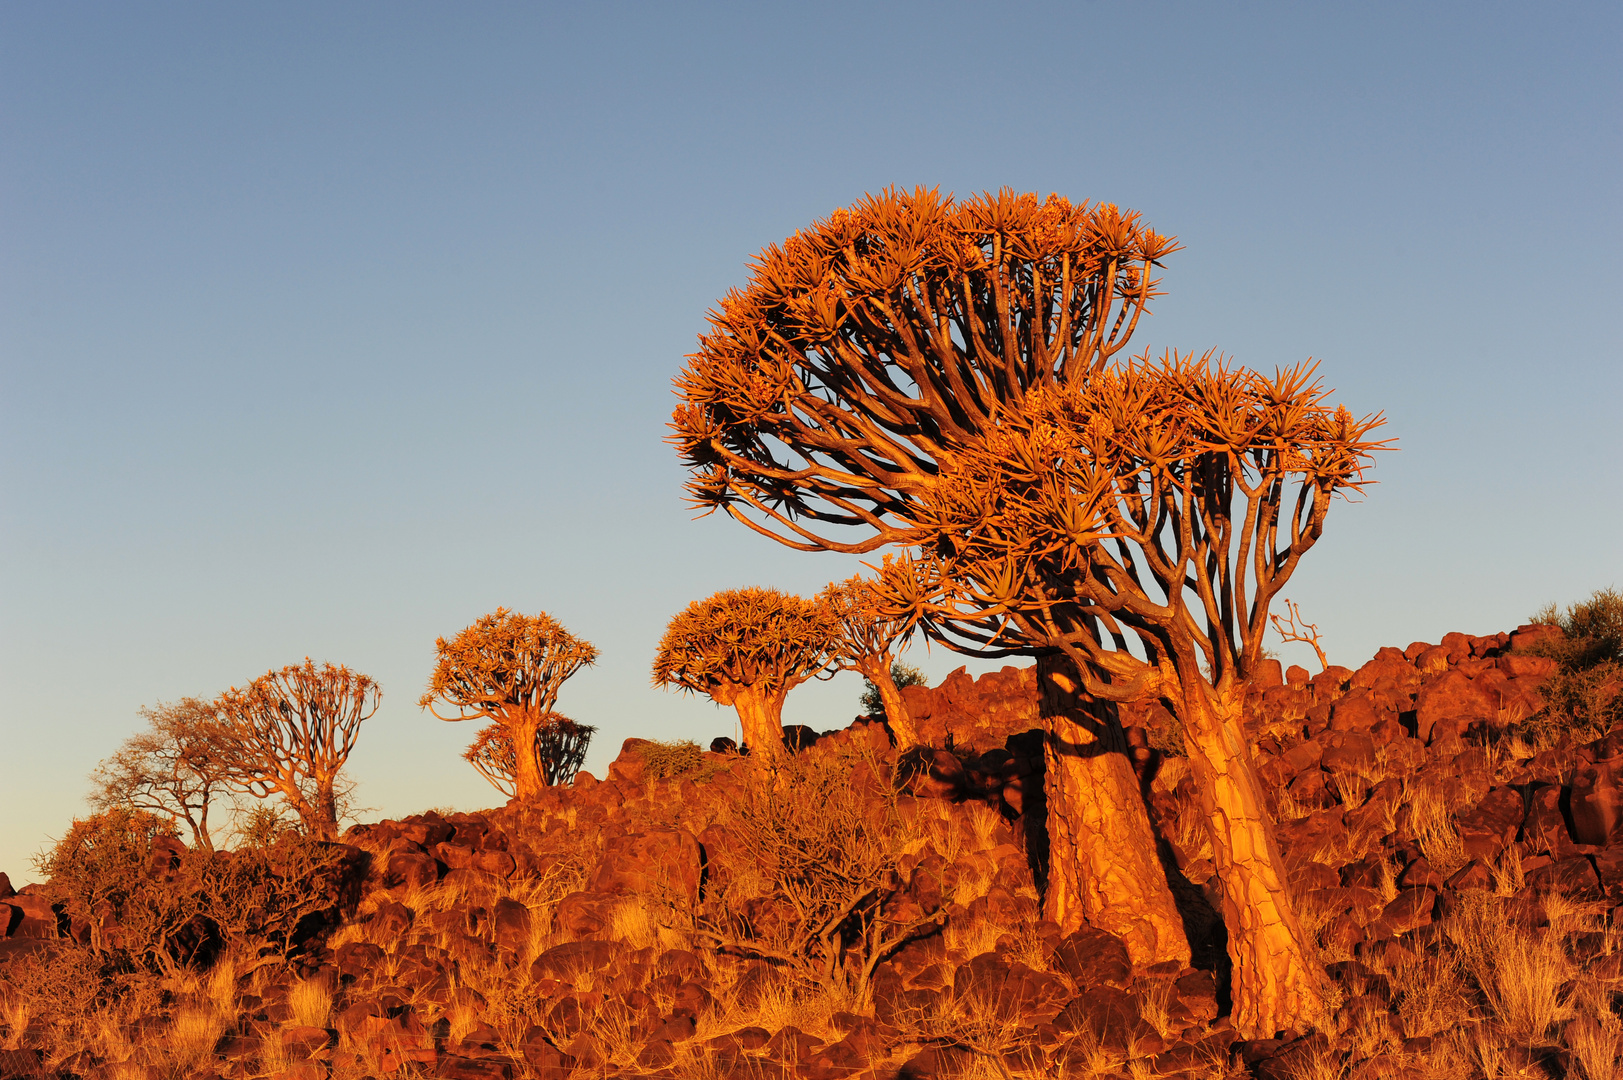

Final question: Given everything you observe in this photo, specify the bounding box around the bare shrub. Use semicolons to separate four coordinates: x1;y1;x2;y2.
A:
693;747;941;1003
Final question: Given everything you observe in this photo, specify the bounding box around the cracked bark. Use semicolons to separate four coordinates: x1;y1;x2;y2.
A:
1038;655;1191;966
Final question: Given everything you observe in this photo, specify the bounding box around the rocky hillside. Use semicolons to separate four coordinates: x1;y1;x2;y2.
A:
2;625;1620;1080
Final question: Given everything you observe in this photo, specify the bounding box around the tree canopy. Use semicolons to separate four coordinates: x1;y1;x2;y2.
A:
671;187;1178;554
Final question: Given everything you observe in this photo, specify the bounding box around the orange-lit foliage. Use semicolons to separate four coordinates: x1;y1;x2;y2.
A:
818;569;920;748
652;587;838;758
421;608;598;802
882;351;1389;1037
463;714;596;796
211;659;379;842
671;186;1177;554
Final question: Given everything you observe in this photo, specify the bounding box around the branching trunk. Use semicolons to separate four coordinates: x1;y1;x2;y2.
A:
1038;656;1191;966
1174;673;1329;1038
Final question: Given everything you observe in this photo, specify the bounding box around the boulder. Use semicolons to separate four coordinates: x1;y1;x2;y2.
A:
1454;787;1525;859
386;850;441;891
1571;757;1623;846
1051;925;1131;990
587;829;702;902
1415;670;1499;743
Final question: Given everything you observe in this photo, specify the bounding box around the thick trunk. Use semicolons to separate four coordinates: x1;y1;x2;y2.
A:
510;711;548;802
870;666;919;749
1178;683;1329;1038
733;685;788;759
1038;655;1191;966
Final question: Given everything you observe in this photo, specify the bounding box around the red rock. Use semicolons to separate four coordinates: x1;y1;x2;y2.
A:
1445;861;1492;891
531;939;624;982
518;1027;576;1079
1052;985;1148;1051
280;1026;332;1057
588;829;702;901
764;1025;824;1064
1508;624;1563;653
1526;856;1600;898
491;897;532;953
0;874;12;901
1454;787;1525;859
1320;733;1376;775
1051;925;1131;990
1399;859;1444;890
554;891;614;938
435;1058;513;1080
1374;888;1435;935
386;850;440;891
6;893;55;939
1310;666;1354;700
1415;670;1499;743
1593;847;1623;902
1329;690;1382;733
1523;785;1576;855
1571;758;1623;846
1286;664;1310;687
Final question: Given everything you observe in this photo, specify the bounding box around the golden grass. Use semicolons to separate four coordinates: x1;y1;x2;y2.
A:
287;977;333;1030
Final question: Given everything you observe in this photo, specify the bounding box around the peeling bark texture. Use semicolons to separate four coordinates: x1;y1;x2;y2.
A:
874;674;919;750
1179;684;1330;1038
1038;656;1191;966
733;686;788;760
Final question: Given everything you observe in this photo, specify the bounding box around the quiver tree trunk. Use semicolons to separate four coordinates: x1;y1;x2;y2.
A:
728;684;789;760
508;710;548;803
865;662;919;750
1038;656;1191;966
1174;673;1329;1038
306;783;340;842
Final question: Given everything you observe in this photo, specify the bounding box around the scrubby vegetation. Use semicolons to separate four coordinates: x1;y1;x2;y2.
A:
4;621;1623;1078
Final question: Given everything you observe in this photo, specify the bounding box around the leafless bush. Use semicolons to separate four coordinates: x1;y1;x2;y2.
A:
690;747;941;1003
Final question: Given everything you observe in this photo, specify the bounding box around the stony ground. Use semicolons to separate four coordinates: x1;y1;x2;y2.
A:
2;625;1621;1079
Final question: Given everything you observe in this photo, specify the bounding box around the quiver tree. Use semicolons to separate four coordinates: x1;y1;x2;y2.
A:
818;567;921;748
89;697;228;852
421;607;599;802
881;352;1389;1037
464;714;596;796
210;659;379;842
670;188;1191;970
652;587;838;759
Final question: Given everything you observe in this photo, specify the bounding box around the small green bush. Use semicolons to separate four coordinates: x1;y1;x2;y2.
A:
1523;587;1623;740
859;661;927;718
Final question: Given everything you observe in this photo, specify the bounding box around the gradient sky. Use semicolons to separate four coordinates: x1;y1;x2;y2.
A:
3;3;1618;882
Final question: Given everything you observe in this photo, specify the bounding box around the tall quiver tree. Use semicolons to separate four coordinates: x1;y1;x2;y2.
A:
652;587;838;759
818;567;920;748
884;354;1389;1037
210;660;380;841
421;608;598;803
669;188;1191;967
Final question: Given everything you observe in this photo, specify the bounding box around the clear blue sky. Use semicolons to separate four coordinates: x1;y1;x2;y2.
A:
3;3;1618;881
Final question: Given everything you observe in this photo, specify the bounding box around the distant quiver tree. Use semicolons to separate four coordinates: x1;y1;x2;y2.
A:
421;608;599;802
89;697;228;852
463;714;596;797
210;659;380;842
652;587;838;759
818;568;921;748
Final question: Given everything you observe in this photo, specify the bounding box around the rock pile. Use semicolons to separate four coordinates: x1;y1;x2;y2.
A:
2;624;1620;1079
